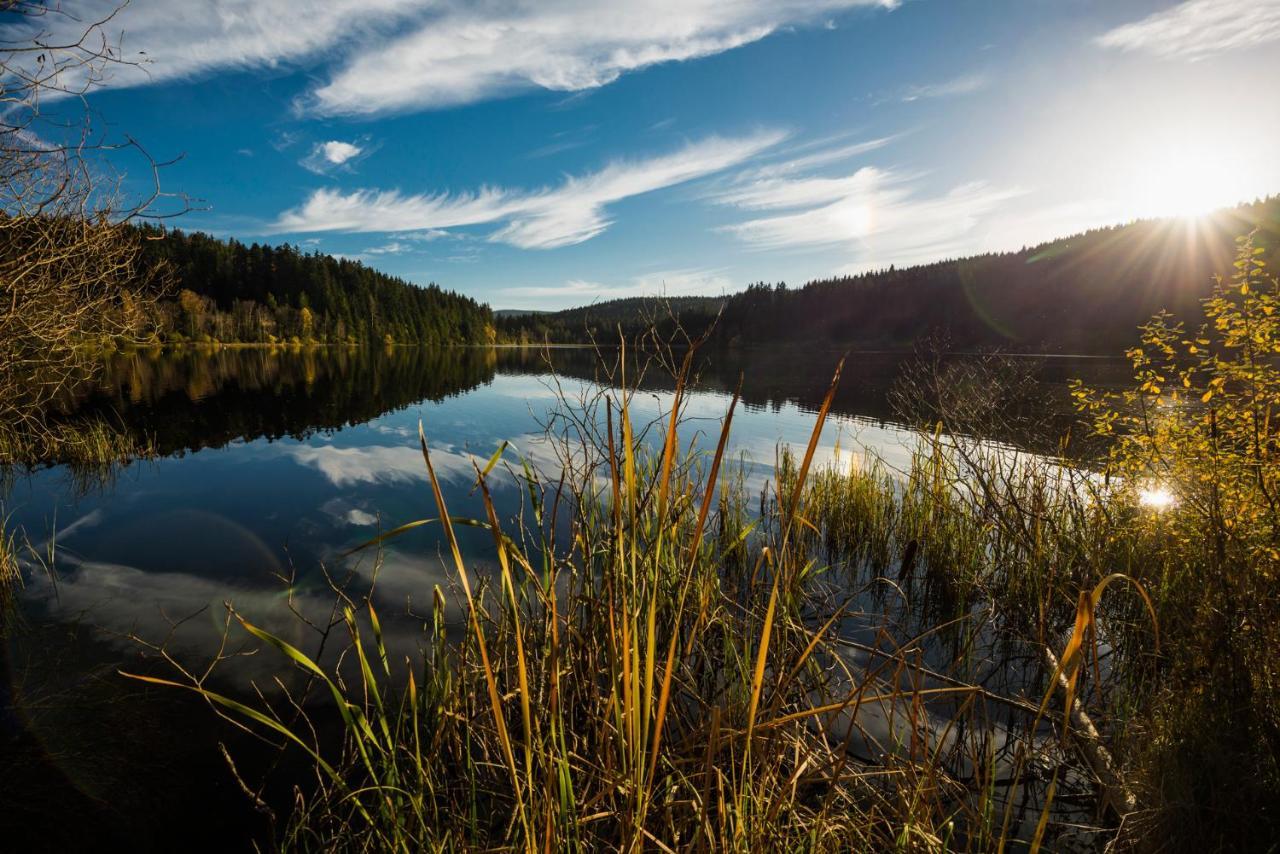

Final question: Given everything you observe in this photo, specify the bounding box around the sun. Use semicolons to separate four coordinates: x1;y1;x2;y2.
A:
1131;141;1254;219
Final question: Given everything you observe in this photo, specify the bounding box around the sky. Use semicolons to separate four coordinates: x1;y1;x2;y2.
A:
8;0;1280;310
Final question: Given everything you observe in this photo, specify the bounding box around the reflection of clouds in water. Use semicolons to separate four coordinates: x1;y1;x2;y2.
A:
22;557;310;686
286;444;425;486
370;423;415;438
283;443;479;487
346;508;378;526
319;497;379;527
22;543;477;692
49;508;106;544
343;546;472;621
270;383;950;532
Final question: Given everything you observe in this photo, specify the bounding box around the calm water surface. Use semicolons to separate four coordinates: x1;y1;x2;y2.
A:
0;346;1126;849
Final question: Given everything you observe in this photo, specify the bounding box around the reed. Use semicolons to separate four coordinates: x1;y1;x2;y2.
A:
126;342;1138;853
0;413;154;469
0;517;19;630
126;231;1280;851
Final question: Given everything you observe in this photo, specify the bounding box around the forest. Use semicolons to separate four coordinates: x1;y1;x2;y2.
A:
499;196;1280;354
133;225;495;346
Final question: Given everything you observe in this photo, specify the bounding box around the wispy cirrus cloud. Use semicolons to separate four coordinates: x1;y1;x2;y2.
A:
363;241;411;255
714;147;1023;270
275;131;786;248
7;1;899;116
713;138;896;209
1096;0;1280;61
2;1;425;94
897;73;988;102
305;1;900;116
735;134;896;181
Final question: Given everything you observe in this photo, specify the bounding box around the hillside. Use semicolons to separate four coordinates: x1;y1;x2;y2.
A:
497;295;722;344
499;197;1280;355
135;225;494;346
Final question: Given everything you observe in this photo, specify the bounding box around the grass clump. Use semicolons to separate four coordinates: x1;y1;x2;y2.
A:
131;234;1280;851
133;348;1104;852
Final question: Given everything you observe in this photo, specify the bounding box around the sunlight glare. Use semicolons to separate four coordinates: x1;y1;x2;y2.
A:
1138;483;1177;511
1131;141;1253;219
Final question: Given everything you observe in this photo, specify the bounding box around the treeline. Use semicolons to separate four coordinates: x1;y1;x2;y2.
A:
496;296;720;345
133;225;495;346
498;197;1280;355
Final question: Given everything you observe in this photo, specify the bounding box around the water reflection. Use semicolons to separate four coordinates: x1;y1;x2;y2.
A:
35;345;1130;463
1;346;1127;849
4;345;1128;685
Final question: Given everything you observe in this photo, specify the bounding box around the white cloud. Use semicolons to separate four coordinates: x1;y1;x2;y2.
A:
716;164;1024;270
404;229;454;242
715;168;887;211
743;135;896;180
320;140;362;164
1096;0;1280;60
3;1;425;94
7;1;899;115
275;131;786;248
300;139;369;174
364;241;410;255
306;1;900;116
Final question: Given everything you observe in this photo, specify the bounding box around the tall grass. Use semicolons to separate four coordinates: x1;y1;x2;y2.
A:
0;413;154;470
0;517;20;629
119;235;1280;852
126;343;1141;853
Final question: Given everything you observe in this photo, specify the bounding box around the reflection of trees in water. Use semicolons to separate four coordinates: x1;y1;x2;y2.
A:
30;345;1136;466
492;346;1133;455
492;345;903;416
57;346;499;458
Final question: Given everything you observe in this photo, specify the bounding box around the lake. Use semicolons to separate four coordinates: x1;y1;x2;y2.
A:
0;345;1128;849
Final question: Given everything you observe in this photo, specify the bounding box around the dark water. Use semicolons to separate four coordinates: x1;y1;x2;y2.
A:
0;346;1127;850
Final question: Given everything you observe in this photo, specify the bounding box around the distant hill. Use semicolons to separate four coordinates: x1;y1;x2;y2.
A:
497;295;723;344
494;309;549;318
499;196;1280;356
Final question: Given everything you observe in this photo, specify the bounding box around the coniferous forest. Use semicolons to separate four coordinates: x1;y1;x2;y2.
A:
134;225;495;346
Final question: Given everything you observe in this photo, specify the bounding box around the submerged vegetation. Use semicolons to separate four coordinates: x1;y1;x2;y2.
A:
117;234;1280;851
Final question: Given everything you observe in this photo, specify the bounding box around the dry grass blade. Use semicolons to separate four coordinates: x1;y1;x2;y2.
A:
645;380;741;795
417;420;529;838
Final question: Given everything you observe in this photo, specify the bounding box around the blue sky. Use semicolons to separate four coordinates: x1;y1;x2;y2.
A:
12;0;1280;309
